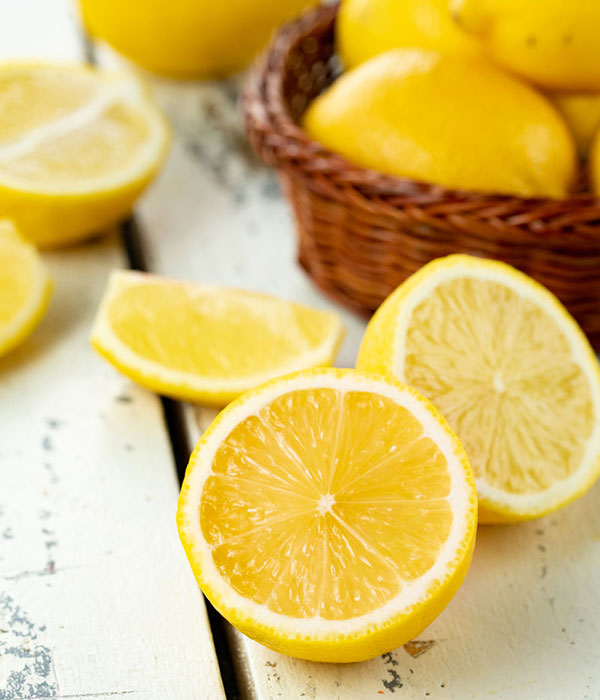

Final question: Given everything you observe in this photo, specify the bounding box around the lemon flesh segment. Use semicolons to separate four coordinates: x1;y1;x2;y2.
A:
91;271;344;405
178;368;477;661
358;255;600;522
0;63;169;248
0;220;52;356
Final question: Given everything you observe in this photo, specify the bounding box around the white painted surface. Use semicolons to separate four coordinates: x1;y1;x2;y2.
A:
0;3;225;698
93;37;600;699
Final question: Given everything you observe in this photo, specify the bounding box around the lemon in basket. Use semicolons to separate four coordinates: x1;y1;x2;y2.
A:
79;0;316;78
304;49;576;198
177;367;477;661
0;220;52;357
452;0;600;91
338;0;481;69
549;92;600;159
357;255;600;523
0;62;169;248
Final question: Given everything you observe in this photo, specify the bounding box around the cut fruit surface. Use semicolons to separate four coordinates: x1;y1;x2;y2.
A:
0;220;52;357
177;368;477;662
0;62;169;247
358;255;600;523
91;271;344;405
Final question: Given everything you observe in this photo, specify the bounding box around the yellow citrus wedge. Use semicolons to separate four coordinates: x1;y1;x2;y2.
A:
177;368;477;662
0;220;52;357
358;255;600;523
0;62;170;248
91;271;344;405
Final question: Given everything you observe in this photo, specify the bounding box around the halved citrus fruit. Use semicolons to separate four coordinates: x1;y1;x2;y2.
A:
0;220;52;357
358;255;600;523
91;271;344;405
177;368;477;662
0;62;169;247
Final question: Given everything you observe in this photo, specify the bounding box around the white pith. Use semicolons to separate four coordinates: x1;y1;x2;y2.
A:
179;370;474;638
91;270;343;395
391;257;600;516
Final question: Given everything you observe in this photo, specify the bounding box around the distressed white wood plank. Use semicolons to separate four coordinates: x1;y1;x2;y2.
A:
95;41;600;700
0;3;225;698
0;0;82;61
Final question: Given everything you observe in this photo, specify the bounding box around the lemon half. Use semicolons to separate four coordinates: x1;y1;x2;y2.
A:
177;368;477;661
0;62;169;247
358;255;600;523
0;220;51;357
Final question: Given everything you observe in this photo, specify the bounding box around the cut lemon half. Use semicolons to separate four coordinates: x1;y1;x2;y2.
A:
0;62;170;248
91;271;344;405
358;255;600;523
177;368;477;662
0;220;52;357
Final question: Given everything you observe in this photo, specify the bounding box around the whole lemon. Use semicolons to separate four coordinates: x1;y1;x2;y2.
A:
452;0;600;91
338;0;481;69
304;50;576;198
79;0;315;78
588;130;600;195
549;92;600;159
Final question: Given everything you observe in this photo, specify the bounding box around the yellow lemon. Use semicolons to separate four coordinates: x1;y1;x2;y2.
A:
588;129;600;195
452;0;600;91
338;0;481;69
91;270;344;406
177;367;477;661
0;62;169;248
357;255;600;523
0;220;52;357
304;49;576;198
549;91;600;159
79;0;316;78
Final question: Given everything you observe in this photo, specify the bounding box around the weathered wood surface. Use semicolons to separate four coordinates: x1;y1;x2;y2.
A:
95;40;600;699
0;3;225;698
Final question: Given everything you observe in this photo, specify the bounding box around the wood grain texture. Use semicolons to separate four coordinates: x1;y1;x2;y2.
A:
0;3;225;698
96;37;600;698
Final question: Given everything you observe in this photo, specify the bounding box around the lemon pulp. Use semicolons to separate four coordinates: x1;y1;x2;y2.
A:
202;387;453;619
403;277;595;495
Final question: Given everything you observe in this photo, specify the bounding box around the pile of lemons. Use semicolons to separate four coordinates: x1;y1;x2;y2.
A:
305;0;600;198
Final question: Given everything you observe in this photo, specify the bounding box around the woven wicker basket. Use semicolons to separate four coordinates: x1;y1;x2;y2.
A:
242;3;600;348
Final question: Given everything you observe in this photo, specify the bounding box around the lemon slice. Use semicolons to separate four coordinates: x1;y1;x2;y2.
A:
177;368;477;662
0;220;52;357
358;255;600;523
91;271;344;405
0;62;169;248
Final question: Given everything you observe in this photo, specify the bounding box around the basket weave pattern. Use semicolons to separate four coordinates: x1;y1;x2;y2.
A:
242;3;600;348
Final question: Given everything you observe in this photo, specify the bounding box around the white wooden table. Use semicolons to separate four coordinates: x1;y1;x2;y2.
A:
1;2;600;699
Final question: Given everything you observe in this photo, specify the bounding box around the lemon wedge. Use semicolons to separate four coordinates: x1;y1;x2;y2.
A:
177;368;477;661
358;255;600;523
0;220;51;357
0;62;169;247
91;271;344;405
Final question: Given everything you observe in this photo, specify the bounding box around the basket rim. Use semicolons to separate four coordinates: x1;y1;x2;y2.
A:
242;2;600;213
